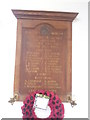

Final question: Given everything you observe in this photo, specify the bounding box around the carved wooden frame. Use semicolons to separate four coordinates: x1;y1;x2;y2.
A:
12;10;78;102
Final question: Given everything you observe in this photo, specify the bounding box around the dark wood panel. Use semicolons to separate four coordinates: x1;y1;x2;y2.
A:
12;10;78;101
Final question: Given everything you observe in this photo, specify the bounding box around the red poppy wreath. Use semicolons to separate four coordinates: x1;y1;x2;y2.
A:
21;90;64;120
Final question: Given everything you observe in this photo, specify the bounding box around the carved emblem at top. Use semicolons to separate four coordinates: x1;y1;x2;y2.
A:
40;25;51;36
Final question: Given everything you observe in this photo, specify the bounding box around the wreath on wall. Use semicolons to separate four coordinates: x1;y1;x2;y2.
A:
21;90;64;120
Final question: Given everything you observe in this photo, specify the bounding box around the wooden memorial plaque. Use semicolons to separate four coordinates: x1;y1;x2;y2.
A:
12;10;78;101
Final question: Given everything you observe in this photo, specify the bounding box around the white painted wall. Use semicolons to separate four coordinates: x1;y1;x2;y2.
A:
0;0;88;118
